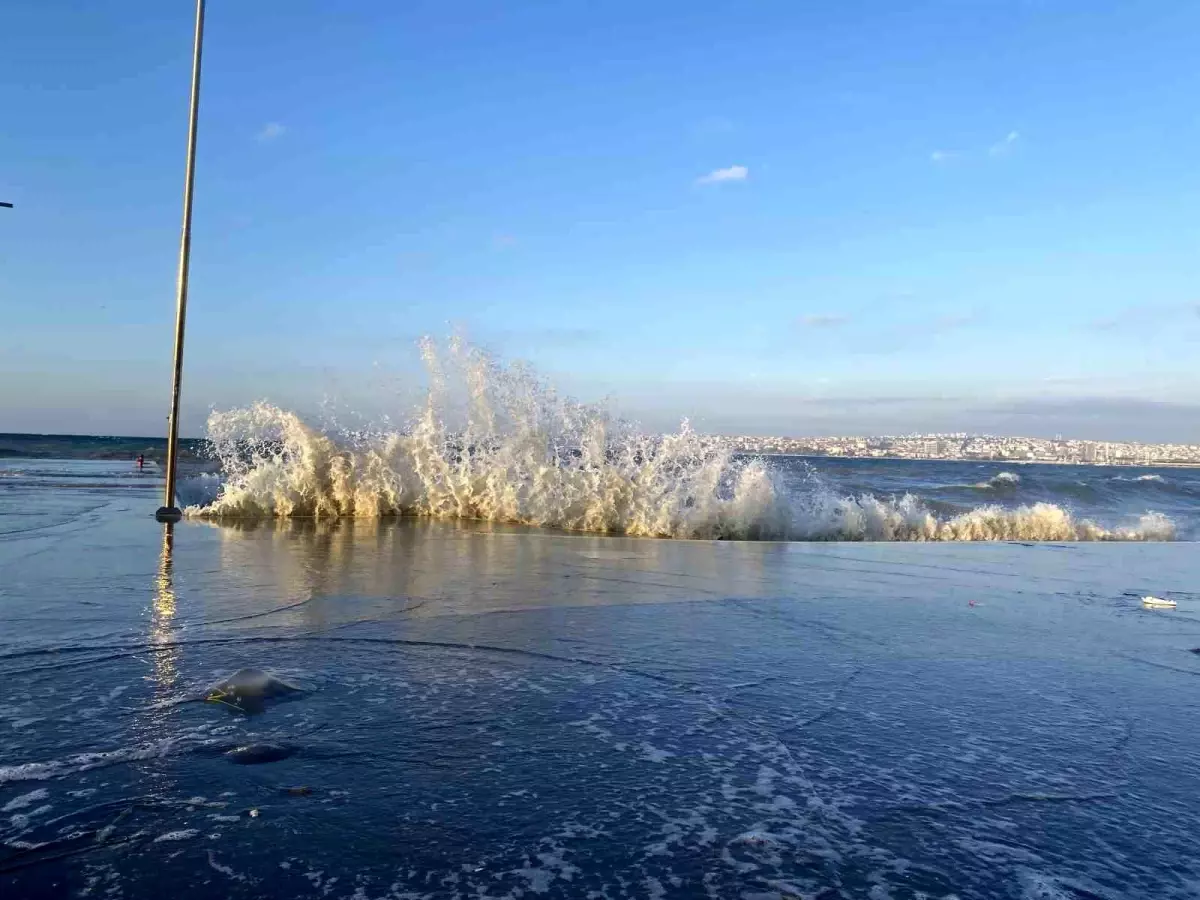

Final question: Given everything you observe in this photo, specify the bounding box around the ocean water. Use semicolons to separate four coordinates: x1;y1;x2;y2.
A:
2;345;1199;897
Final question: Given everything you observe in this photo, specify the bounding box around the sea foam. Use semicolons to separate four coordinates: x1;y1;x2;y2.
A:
187;338;1175;542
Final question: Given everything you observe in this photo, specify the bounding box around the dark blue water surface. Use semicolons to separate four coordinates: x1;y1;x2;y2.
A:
1;458;1199;899
770;455;1200;540
0;434;207;462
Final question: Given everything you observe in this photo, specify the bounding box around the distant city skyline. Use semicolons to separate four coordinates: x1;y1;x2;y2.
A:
2;2;1199;439
4;420;1200;457
724;433;1200;468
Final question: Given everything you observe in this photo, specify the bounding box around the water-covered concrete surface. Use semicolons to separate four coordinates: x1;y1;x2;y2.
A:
2;498;1199;898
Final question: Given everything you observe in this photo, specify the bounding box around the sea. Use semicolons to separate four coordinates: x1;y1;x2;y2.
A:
2;344;1199;899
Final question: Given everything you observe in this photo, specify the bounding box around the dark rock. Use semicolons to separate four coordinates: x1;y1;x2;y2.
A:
205;668;303;714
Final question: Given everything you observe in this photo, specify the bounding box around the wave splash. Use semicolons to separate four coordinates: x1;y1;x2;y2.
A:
190;338;790;540
188;338;1175;542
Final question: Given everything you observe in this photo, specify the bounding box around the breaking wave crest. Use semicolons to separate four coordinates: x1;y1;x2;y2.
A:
186;338;1175;542
788;495;1174;542
974;471;1022;491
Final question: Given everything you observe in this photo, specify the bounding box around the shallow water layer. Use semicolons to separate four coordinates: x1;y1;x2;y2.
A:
1;480;1199;899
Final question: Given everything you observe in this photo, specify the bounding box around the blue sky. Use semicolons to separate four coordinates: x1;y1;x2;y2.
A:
1;0;1198;440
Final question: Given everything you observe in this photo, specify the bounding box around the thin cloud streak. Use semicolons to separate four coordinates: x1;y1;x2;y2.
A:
931;131;1019;163
1090;302;1200;332
988;130;1019;156
798;314;848;328
633;389;1200;443
790;309;980;352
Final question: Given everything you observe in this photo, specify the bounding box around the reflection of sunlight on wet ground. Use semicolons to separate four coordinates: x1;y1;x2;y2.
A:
118;523;187;804
201;518;782;624
148;524;180;719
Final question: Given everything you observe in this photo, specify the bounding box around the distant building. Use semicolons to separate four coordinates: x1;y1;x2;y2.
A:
721;431;1200;466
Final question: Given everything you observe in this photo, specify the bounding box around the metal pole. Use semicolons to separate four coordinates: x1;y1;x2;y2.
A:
156;0;206;522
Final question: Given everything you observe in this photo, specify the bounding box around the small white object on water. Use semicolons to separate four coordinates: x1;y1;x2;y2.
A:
1142;596;1177;609
248;808;260;818
153;829;199;843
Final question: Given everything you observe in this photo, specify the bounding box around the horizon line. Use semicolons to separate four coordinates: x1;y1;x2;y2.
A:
3;428;1198;448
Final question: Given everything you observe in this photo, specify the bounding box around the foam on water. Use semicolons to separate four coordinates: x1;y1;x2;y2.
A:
0;730;227;786
153;829;200;843
1;788;48;813
790;494;1175;541
186;338;1176;541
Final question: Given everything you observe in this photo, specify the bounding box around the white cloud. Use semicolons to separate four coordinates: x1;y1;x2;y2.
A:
695;164;748;185
989;130;1019;156
257;122;286;142
930;150;954;163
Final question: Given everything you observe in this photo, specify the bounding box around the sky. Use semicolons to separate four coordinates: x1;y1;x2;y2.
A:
1;0;1199;441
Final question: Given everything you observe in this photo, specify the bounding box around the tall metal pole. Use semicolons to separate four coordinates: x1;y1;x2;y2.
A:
157;0;206;522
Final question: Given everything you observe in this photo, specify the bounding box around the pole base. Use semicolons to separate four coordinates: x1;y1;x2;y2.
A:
155;506;184;523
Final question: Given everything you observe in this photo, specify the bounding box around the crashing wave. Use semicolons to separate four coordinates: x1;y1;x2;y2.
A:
789;494;1174;541
189;338;791;540
186;338;1176;542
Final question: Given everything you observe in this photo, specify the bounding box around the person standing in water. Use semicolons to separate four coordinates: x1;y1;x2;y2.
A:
137;454;145;471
